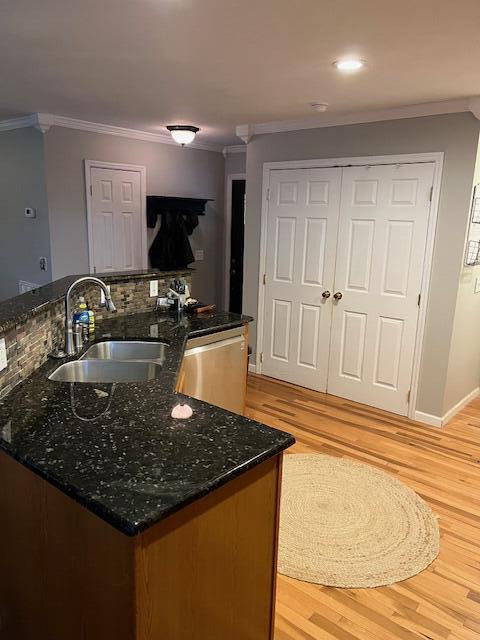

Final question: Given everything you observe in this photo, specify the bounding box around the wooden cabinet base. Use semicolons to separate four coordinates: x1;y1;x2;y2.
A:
0;451;282;640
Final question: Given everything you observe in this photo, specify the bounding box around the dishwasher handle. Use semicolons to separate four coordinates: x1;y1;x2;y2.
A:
184;335;244;358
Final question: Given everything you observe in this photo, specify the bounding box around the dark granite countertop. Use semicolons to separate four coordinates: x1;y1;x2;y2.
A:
0;310;294;536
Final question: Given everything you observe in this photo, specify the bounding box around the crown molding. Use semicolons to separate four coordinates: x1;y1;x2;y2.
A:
0;112;223;152
0;113;54;134
236;97;480;141
222;144;246;156
0;114;38;131
236;124;255;144
35;113;54;133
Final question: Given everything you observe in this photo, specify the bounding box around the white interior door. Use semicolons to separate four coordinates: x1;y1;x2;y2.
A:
327;163;435;414
262;168;342;390
89;167;143;273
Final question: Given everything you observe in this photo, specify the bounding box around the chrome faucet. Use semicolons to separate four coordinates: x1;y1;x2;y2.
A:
61;276;116;356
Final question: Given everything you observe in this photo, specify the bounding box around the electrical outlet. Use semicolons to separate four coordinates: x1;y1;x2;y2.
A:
149;280;159;297
150;324;159;338
0;338;7;372
19;280;39;294
100;284;111;305
24;207;36;219
39;256;48;271
194;249;204;261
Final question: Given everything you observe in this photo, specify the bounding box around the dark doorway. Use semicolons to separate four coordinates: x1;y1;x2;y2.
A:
229;179;246;314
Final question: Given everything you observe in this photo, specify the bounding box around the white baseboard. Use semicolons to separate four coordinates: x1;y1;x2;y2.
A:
414;411;443;428
442;387;479;426
415;386;479;428
248;363;257;374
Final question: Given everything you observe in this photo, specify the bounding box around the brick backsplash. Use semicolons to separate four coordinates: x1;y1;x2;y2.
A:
0;274;191;399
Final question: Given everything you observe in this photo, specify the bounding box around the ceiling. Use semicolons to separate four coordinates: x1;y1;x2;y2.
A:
1;0;480;146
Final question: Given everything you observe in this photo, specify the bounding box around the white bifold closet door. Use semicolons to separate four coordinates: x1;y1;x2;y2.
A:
262;168;342;391
327;163;435;414
261;162;435;415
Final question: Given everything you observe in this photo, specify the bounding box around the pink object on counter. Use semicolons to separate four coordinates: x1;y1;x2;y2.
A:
171;403;193;419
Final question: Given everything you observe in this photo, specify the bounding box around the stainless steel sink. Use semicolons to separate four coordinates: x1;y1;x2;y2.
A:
81;341;168;363
48;360;164;383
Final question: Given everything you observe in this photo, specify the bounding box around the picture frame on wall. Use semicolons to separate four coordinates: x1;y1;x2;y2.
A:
471;184;480;224
465;239;480;266
464;184;480;266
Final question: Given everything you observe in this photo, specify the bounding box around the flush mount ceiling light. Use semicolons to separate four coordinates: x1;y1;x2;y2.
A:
166;125;200;146
333;58;365;72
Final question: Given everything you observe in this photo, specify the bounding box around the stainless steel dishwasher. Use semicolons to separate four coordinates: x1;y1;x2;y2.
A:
182;327;247;414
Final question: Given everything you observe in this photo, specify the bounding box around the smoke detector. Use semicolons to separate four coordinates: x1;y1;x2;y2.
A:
310;102;329;113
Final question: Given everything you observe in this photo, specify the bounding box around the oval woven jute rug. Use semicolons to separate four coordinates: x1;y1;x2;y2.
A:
278;454;440;588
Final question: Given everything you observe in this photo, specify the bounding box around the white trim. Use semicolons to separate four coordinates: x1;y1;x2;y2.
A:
255;162;272;373
413;411;442;428
0;112;223;153
84;160;148;273
237;124;255;144
223;173;246;309
408;154;444;421
35;113;54;133
0;114;38;132
223;145;247;155
255;153;444;172
255;152;444;423
442;387;479;426
414;387;479;427
236;97;479;139
248;363;257;374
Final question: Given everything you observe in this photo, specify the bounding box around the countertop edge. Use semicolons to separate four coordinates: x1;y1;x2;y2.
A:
0;312;291;537
1;435;294;537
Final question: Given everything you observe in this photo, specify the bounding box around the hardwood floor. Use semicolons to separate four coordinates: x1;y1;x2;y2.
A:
246;373;480;640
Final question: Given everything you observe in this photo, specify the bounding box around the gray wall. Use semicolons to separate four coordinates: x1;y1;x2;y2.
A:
0;128;52;300
244;113;480;417
443;133;480;414
43;127;226;306
225;151;246;176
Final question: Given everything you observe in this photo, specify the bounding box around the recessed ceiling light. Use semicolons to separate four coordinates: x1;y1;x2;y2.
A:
333;58;365;72
166;125;200;146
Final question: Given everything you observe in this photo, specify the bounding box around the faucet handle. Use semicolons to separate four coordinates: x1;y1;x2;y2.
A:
73;322;84;352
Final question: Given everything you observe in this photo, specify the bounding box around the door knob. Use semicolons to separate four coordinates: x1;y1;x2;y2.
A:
333;291;343;300
322;290;331;299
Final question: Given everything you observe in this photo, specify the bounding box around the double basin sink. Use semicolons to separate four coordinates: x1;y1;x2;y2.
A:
49;341;168;384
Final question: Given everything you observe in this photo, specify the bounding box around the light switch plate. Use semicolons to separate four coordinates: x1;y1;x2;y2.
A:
24;207;36;219
149;280;159;297
475;277;480;294
0;338;7;372
194;249;204;261
100;284;111;305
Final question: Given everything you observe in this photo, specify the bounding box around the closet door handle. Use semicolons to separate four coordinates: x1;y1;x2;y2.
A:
333;291;343;301
322;290;331;299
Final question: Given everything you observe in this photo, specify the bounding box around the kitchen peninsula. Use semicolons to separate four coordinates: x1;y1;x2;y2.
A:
0;270;294;640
